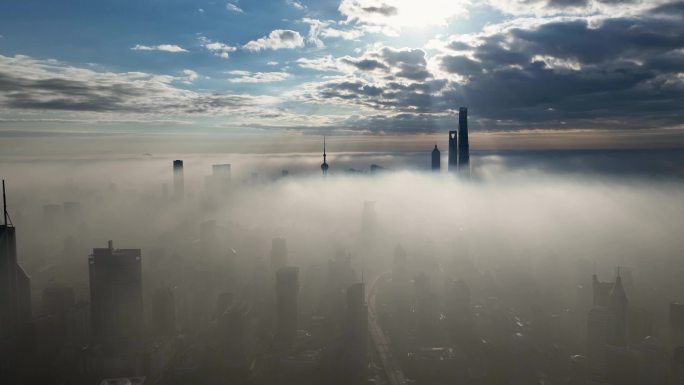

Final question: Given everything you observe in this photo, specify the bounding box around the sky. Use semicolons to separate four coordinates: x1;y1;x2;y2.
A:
0;0;683;153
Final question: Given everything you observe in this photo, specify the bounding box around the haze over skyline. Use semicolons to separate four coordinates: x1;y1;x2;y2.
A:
3;2;684;384
1;0;683;153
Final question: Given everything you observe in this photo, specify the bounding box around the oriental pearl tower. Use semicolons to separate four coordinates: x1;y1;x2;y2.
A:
321;136;329;176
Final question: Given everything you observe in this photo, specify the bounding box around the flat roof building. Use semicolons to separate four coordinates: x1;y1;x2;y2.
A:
89;240;143;343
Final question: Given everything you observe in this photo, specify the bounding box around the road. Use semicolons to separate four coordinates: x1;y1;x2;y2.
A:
367;272;408;385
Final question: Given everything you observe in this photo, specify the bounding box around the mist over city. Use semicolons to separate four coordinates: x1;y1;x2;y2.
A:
1;0;684;384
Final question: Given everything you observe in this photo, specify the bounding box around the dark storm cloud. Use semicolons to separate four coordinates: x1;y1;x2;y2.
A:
546;0;589;7
338;113;452;133
316;78;448;114
341;58;389;71
360;4;398;16
508;18;684;64
447;41;472;51
308;10;684;132
339;48;432;80
378;47;431;81
649;1;684;15
436;15;684;127
440;56;483;77
0;72;142;112
546;0;637;7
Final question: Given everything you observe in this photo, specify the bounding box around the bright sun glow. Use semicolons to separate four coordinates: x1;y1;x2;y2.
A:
340;0;470;29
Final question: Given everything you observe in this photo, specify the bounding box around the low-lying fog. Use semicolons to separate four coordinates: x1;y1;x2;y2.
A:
1;149;683;336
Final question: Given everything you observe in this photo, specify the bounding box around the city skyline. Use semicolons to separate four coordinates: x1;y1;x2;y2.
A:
0;0;683;384
1;155;683;384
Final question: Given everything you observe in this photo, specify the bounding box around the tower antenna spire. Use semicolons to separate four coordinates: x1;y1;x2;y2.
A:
2;179;11;227
2;179;6;226
320;136;329;175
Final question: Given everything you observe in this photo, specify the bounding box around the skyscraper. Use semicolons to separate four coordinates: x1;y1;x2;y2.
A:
587;271;629;376
446;278;474;346
41;286;76;350
608;272;628;346
587;306;615;375
321;136;329;176
673;346;684;385
211;163;231;194
343;282;368;382
458;107;469;173
212;163;231;180
0;180;32;366
271;238;287;273
173;159;184;199
276;266;299;343
89;240;144;342
151;287;176;337
431;145;441;172
448;130;458;173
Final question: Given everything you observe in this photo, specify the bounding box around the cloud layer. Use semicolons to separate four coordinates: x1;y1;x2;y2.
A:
0;0;682;135
0;55;279;116
292;8;684;132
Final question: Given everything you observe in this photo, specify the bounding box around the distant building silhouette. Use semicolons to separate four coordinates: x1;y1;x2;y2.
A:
446;278;474;346
151;287;176;338
42;203;61;226
212;164;231;180
271;238;288;274
65;300;91;346
370;164;385;174
587;271;629;376
593;273;614;307
321;137;329;176
413;272;439;345
342;282;368;382
431;145;440;172
671;302;684;349
213;295;249;377
276;266;299;343
587;305;615;375
208;163;231;194
639;336;668;385
41;286;75;349
63;201;81;222
568;355;589;385
0;180;32;370
361;201;376;238
173;160;184;199
448;130;458;173
673;346;684;385
605;346;638;385
89;240;144;342
458;107;469;173
608;272;628;345
42;286;75;315
392;245;411;319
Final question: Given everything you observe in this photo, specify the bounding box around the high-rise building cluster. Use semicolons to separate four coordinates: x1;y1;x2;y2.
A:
432;106;469;175
2;132;684;385
0;181;32;377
